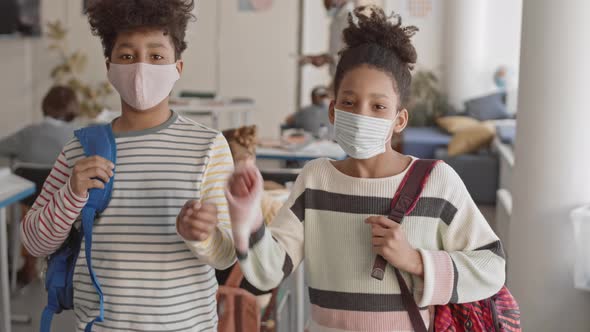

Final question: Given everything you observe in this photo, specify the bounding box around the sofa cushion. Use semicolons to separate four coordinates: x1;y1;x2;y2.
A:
465;92;509;121
436;116;480;134
448;122;496;156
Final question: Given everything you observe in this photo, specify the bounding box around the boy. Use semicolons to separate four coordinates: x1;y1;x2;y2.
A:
0;85;79;167
1;85;79;285
21;1;235;330
284;86;331;138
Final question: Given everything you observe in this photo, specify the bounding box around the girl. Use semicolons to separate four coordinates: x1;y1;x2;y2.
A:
225;6;505;332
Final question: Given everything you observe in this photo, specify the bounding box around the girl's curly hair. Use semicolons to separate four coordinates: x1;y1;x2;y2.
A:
334;5;418;110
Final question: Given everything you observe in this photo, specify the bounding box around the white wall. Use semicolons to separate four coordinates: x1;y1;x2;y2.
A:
482;0;523;92
384;0;522;108
383;0;445;72
0;0;298;139
300;0;331;106
299;0;384;106
1;0;523;138
0;38;34;136
217;0;299;138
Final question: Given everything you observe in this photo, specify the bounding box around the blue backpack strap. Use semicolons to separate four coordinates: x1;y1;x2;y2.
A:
74;124;117;331
40;287;60;332
40;228;79;332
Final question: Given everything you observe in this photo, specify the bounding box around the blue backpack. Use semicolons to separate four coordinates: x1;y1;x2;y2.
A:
40;124;116;332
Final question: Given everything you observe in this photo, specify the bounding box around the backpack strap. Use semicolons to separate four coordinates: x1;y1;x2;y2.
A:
40;288;59;332
40;223;81;332
225;263;244;288
371;159;440;280
261;288;279;332
371;159;440;332
74;124;117;332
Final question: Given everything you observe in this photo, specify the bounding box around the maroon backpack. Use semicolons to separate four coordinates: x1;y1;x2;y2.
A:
371;159;521;332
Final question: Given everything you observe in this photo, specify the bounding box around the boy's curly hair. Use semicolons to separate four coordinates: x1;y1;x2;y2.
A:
334;5;418;110
86;0;195;60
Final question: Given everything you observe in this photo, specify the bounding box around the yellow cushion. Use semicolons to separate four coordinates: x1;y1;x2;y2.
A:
436;116;480;134
448;122;496;156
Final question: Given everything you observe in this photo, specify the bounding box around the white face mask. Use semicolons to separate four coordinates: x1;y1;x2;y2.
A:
107;62;180;111
333;109;395;160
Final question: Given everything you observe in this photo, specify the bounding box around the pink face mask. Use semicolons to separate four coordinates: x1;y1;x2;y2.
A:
107;62;180;111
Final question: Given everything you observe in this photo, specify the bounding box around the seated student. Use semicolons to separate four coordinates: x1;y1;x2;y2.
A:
0;85;79;166
226;7;505;332
285;86;332;138
0;85;80;285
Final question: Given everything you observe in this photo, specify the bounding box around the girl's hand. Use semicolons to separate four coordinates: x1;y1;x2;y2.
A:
366;216;424;277
225;160;264;255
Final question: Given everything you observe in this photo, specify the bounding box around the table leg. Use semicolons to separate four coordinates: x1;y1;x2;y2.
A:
10;204;20;293
243;110;250;126
0;207;12;332
230;112;240;129
212;113;220;130
294;264;305;332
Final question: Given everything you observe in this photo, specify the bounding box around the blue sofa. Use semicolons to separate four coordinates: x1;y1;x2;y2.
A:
402;127;499;205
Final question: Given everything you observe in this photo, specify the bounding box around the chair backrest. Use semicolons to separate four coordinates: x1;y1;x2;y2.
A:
179;91;216;99
13;167;52;207
260;169;300;186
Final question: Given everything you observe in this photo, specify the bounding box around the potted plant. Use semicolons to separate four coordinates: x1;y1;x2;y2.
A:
408;70;454;127
46;20;113;119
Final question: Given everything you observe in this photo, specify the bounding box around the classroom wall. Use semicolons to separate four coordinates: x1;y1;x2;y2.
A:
383;0;446;73
383;0;522;107
300;0;331;106
0;0;298;139
299;0;384;107
217;0;299;138
0;0;522;139
0;38;34;136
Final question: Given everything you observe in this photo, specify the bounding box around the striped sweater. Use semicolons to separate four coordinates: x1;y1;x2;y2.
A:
237;158;506;332
21;112;236;331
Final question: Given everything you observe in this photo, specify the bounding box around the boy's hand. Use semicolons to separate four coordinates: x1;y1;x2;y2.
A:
177;200;219;242
70;156;115;197
366;216;424;277
225;160;264;255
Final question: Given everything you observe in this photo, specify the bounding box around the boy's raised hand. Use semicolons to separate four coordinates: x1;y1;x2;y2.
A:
177;200;219;242
70;156;115;197
224;160;264;256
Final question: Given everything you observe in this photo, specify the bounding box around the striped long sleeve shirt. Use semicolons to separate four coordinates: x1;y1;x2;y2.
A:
236;158;506;332
21;112;235;331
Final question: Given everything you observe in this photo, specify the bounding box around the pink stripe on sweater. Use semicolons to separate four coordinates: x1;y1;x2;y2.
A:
52;166;68;178
311;304;430;331
429;251;455;305
56;157;69;168
49;174;65;185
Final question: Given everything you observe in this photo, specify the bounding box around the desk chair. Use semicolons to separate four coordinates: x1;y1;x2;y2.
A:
11;167;51;288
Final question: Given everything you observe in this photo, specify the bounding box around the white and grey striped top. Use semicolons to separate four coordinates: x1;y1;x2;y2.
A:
21;112;236;331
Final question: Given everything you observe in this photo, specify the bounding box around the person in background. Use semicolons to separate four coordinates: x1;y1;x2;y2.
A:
0;85;79;286
300;0;354;78
284;86;332;138
0;85;79;166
